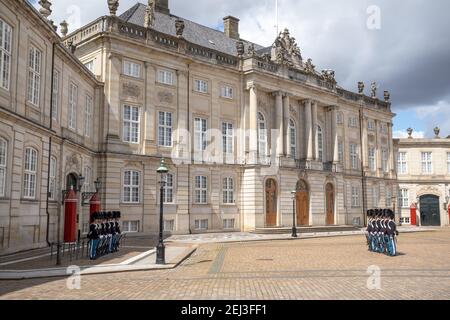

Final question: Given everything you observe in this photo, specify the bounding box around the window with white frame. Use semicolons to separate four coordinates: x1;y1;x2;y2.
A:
397;152;407;174
399;189;409;208
27;46;41;106
82;222;89;234
368;147;376;171
164;220;174;232
380;123;388;134
0;137;7;197
84;95;93;138
336;112;344;125
421;152;432;174
52;70;59;120
382;148;388;173
162;173;174;204
158;111;172;147
372;184;379;208
317;125;323;162
68;83;78;130
222;122;233;155
350;143;358;170
122;221;139;233
351;186;360;207
83;166;92;193
385;186;392;207
258;112;267;158
194;118;207;151
194;219;208;230
367;120;375;131
0;19;12;90
123;105;140;143
49;157;57;200
194;79;208;93
289;119;296;159
23;147;37;199
123;170;140;203
221;86;233;99
195;176;207;204
348;116;358;128
223;219;235;230
84;60;94;73
157;69;173;85
123;60;141;78
447;152;450;174
338;140;344;163
223;177;234;204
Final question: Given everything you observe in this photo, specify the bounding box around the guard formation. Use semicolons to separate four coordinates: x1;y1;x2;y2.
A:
87;211;123;260
365;209;399;256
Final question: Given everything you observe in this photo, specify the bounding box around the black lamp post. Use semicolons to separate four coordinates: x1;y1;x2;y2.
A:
94;178;101;193
156;158;169;264
291;190;297;238
77;175;85;242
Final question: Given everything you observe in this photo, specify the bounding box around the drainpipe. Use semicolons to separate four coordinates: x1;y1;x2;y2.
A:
187;63;192;234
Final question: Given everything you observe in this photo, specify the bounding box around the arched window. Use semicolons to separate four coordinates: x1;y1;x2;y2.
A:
23;147;38;199
289;119;296;159
317;125;323;162
0;138;7;197
258;112;267;158
123;170;140;203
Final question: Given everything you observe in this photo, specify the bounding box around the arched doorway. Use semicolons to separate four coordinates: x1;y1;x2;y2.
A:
420;195;441;226
66;173;78;192
296;180;309;226
325;183;335;225
265;179;277;227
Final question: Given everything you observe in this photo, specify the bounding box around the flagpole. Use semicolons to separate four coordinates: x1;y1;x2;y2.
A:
275;0;279;36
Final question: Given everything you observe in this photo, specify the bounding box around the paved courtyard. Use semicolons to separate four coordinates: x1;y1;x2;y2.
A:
0;229;449;300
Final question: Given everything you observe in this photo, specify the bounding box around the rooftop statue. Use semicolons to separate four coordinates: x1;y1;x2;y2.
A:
271;28;302;68
304;58;316;74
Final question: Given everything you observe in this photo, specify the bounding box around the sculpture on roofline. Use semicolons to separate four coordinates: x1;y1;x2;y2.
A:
108;0;119;16
358;82;365;94
144;0;155;28
175;19;185;37
271;28;302;68
371;82;377;99
236;41;244;57
321;69;336;83
304;58;316;74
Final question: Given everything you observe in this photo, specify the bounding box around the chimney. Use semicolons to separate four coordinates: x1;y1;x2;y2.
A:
155;0;170;15
223;16;240;40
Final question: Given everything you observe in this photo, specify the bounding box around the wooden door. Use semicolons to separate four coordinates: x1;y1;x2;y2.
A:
265;179;277;227
326;183;335;225
296;191;309;226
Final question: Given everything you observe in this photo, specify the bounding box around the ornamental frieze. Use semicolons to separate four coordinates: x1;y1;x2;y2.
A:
122;82;141;99
158;91;174;104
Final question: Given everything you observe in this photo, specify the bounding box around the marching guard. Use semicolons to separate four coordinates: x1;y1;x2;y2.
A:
366;208;398;256
87;211;123;260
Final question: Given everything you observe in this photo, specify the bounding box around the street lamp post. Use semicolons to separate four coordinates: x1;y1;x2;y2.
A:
156;158;169;265
391;196;399;226
77;175;85;242
291;190;297;238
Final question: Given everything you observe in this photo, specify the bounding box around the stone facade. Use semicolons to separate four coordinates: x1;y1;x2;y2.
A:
394;132;450;227
0;0;396;254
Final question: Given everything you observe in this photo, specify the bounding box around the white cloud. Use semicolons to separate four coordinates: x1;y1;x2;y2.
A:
393;130;425;139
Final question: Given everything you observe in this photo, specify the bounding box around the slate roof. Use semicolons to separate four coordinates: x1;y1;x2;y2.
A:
119;2;266;56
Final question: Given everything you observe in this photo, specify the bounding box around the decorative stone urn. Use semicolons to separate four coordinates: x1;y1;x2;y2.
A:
108;0;119;16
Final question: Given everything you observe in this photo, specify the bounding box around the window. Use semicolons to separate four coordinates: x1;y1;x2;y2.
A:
399;189;409;208
68;83;78;130
194;118;207;151
382;148;388;173
123;170;140;203
367;120;375;131
157;70;173;85
158;111;172;147
194;79;208;93
289;120;296;159
52;70;59;120
400;217;411;224
221;86;233;99
23;147;37;199
162;173;174;204
385;186;392;207
84;60;94;73
83;166;92;193
82;223;89;234
164;220;174;232
372;185;379;208
258;112;267;158
351;186;360;207
397;152;407;174
122;221;139;233
195;219;208;231
195;176;207;204
368;147;376;171
317;125;323;162
350;143;358;170
0;138;6;197
447;153;450;174
84;95;93;138
0;19;12;90
421;152;432;174
223;219;235;230
123;105;140;143
223;177;234;204
380;123;388;134
27;46;41;106
49;157;57;200
348;117;358;128
338;140;344;163
222;122;233;155
336;112;344;125
123;60;141;78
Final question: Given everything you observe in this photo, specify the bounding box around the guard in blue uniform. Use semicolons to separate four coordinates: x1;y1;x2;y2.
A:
386;210;399;256
87;212;100;260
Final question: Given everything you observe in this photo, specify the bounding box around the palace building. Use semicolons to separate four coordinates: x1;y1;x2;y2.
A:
0;0;397;254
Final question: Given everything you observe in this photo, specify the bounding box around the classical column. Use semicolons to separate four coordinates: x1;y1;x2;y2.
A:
388;123;395;175
304;100;313;160
283;93;290;157
274;92;284;157
248;84;258;164
330;106;339;164
361;116;368;169
312;100;318;160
